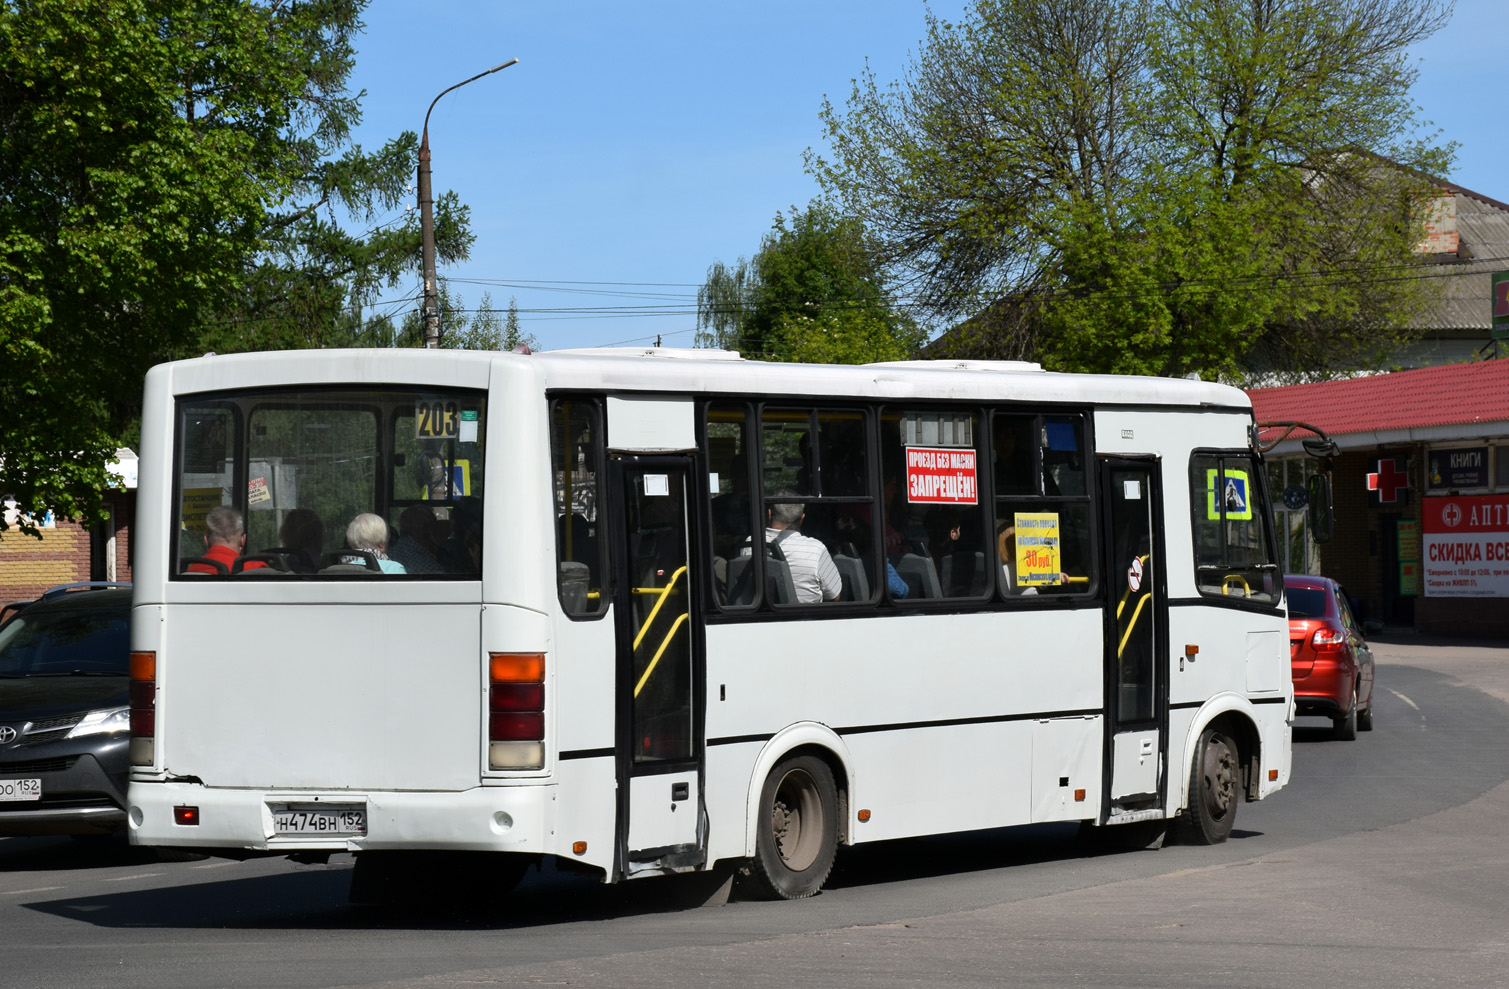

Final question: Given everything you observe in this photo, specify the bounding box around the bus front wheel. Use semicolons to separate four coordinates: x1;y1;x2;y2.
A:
747;754;838;899
1182;727;1238;845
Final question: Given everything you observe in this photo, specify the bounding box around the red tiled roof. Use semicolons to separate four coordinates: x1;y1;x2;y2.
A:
1246;359;1509;438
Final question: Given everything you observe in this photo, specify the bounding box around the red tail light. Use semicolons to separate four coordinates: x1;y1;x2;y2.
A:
489;712;545;740
489;653;544;770
129;651;157;766
1311;627;1346;651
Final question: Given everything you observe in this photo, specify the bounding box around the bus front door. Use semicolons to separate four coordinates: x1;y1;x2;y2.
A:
610;457;707;876
1101;459;1168;821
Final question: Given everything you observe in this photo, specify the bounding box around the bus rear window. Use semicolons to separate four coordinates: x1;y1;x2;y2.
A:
172;387;486;578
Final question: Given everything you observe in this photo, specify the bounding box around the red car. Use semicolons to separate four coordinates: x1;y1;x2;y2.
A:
1285;575;1375;740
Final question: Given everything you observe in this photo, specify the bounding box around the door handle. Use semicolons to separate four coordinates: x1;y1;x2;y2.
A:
671;782;689;802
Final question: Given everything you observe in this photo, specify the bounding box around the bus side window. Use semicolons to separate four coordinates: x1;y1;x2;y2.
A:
551;398;608;617
991;411;1095;598
707;402;757;608
884;408;991;602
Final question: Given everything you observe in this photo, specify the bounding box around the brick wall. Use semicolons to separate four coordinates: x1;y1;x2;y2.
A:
0;520;91;603
0;493;134;604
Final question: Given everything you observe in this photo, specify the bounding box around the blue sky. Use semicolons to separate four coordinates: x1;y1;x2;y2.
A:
345;1;1503;352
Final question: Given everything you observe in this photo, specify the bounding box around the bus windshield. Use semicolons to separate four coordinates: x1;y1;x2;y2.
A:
172;386;487;578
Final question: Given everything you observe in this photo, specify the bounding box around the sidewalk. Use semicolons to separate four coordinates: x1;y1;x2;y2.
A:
1369;633;1509;705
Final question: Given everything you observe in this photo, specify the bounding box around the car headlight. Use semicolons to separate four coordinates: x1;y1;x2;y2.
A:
65;706;131;738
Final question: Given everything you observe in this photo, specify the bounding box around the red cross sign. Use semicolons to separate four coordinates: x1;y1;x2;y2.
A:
1367;458;1409;503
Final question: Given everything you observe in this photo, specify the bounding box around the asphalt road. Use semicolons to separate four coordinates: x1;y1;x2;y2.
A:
5;636;1509;988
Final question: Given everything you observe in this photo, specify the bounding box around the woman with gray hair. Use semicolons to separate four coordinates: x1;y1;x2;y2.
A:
345;513;407;574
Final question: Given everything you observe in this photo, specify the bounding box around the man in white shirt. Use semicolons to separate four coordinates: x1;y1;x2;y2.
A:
765;494;841;604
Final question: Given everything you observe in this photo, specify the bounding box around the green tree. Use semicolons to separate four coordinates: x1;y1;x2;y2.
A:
436;291;539;352
696;203;925;363
0;0;472;533
373;288;539;351
809;0;1455;380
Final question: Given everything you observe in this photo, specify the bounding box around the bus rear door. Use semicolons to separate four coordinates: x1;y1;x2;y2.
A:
609;456;707;876
1101;458;1169;821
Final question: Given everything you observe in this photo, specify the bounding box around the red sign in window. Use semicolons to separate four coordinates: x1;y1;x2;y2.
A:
905;447;978;504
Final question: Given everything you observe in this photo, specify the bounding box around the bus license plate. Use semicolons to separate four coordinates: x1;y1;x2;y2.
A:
271;807;366;835
0;778;42;801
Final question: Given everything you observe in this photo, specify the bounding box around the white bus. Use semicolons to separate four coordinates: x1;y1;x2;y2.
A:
127;347;1293;900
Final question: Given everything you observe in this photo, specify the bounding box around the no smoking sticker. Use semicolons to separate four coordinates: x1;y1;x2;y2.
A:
1127;557;1143;593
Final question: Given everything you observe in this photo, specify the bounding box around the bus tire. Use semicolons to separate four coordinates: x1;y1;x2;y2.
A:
747;754;838;900
1182;726;1238;845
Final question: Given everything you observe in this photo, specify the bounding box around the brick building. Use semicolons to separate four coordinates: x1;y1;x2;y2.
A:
1249;362;1509;639
0;450;137;605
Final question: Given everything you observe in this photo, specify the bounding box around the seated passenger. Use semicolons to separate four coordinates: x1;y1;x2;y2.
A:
437;497;483;574
885;558;909;599
345;513;407;574
757;492;840;604
278;508;324;573
389;505;442;574
188;505;267;574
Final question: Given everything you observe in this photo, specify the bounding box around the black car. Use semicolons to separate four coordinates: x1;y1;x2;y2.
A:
0;583;131;835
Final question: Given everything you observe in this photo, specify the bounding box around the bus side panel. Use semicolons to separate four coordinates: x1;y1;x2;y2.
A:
1167;604;1292;804
550;608;616;768
1031;716;1103;823
703;609;1104;848
549;606;618;877
844;721;1034;841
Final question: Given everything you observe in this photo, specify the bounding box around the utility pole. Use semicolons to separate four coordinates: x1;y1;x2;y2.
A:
419;58;518;349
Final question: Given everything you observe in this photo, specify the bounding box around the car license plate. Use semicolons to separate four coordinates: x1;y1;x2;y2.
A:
271;806;366;836
0;778;42;802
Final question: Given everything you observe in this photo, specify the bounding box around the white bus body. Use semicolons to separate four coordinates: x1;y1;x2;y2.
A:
128;348;1292;898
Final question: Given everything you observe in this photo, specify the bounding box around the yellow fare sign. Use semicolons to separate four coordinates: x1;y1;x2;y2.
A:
1014;512;1061;586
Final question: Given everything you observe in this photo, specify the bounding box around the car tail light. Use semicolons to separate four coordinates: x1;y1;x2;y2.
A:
129;651;156;766
1311;627;1346;651
489;653;544;770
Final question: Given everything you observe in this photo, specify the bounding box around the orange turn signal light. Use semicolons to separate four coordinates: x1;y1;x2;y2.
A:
1269;769;1279;781
130;651;156;681
1074;789;1086;802
572;841;587;855
490;653;544;683
857;809;872;823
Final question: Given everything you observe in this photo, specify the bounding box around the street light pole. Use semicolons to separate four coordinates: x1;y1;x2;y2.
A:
419;58;519;349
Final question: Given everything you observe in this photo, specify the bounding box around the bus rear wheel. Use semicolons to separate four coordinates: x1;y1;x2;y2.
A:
1181;727;1238;845
747;754;837;900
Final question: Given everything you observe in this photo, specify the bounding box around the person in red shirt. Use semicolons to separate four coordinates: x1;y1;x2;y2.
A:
187;505;267;574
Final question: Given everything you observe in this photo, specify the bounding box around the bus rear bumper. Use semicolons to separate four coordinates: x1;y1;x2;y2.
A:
127;780;558;855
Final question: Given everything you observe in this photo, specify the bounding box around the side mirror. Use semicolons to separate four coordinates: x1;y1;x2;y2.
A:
1306;473;1334;544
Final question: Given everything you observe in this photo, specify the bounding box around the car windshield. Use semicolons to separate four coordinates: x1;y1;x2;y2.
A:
1287;587;1328;619
0;603;129;676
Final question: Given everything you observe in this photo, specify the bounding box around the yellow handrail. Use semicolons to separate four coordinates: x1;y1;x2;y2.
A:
634;612;690;698
632;565;688;651
1221;574;1251;597
1117;591;1151;660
